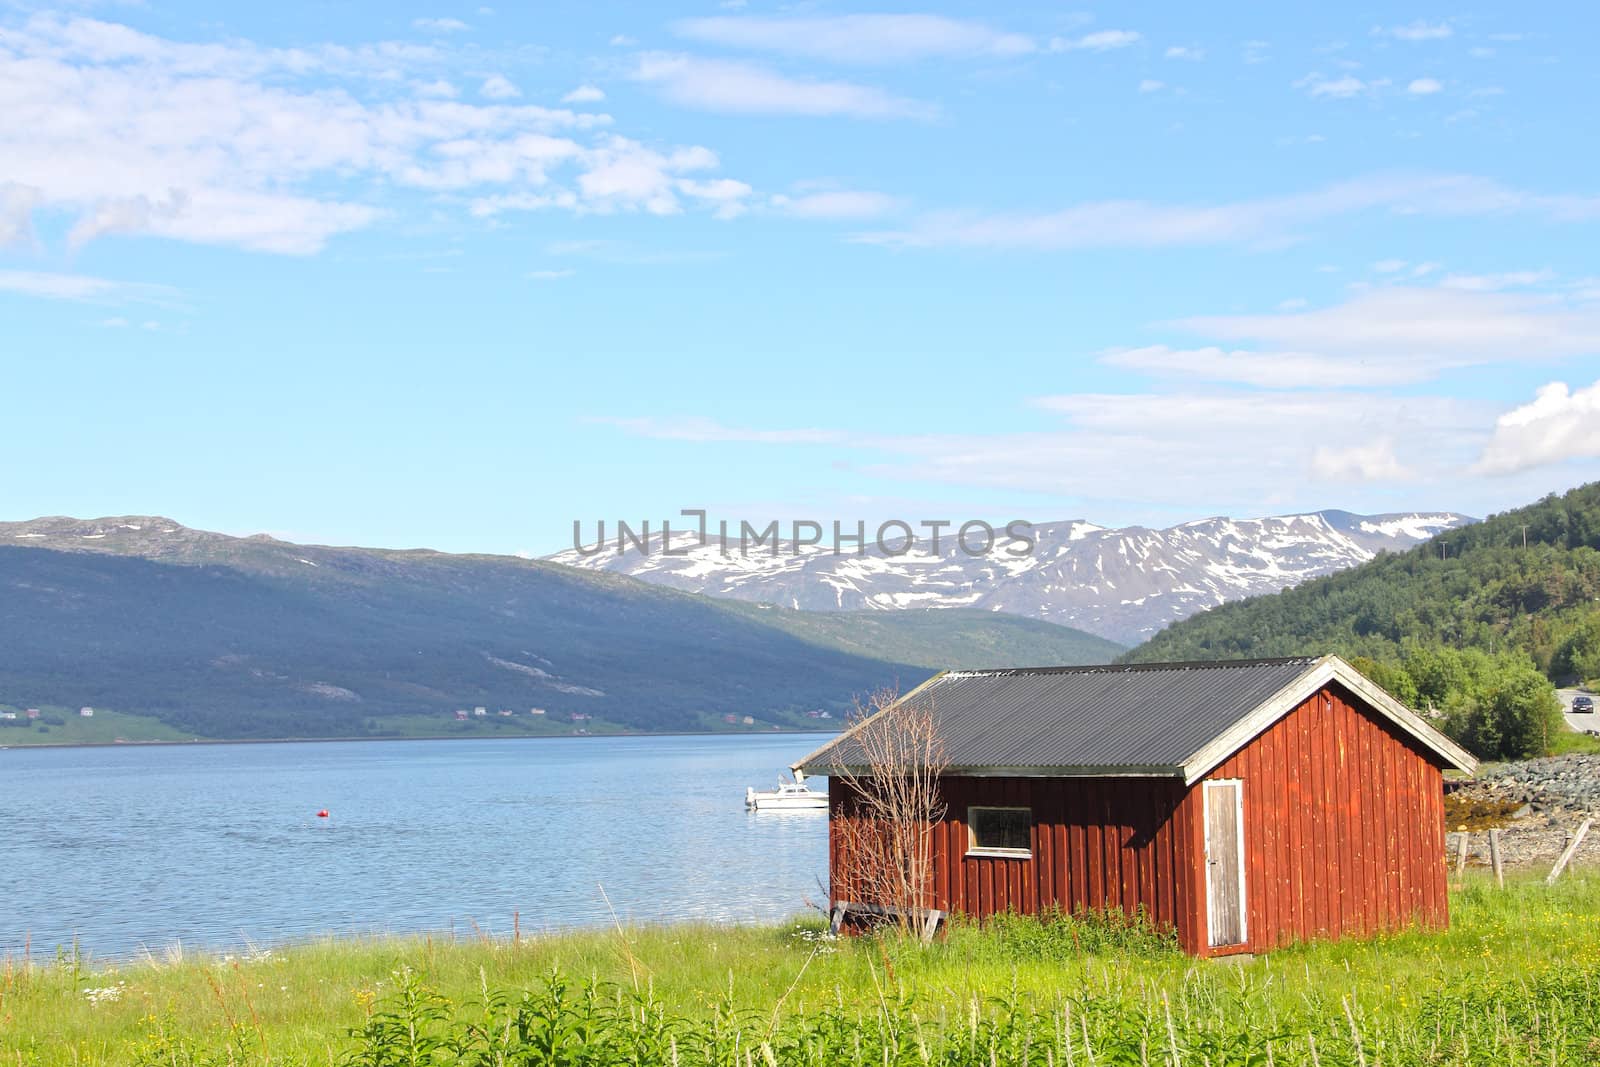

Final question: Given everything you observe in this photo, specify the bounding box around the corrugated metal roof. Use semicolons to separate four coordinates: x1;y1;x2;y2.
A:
795;657;1324;776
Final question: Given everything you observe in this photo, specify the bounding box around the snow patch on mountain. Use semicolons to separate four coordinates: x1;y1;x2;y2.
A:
548;510;1474;645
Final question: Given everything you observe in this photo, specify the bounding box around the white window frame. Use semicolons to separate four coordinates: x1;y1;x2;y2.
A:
965;805;1033;859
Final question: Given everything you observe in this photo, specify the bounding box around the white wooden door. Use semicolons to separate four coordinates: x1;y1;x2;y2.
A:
1204;779;1247;948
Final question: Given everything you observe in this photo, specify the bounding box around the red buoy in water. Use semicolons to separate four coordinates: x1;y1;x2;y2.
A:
316;809;330;818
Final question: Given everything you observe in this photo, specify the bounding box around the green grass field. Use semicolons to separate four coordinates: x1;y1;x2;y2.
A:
0;706;195;745
5;874;1599;1065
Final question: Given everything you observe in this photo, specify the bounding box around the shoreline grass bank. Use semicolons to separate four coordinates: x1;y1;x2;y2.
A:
5;874;1599;1065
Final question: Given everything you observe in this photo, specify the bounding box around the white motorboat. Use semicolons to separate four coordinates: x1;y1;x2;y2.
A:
745;775;827;811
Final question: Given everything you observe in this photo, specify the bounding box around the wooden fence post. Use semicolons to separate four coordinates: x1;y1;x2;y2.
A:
1489;829;1504;889
1455;832;1470;880
1547;818;1592;886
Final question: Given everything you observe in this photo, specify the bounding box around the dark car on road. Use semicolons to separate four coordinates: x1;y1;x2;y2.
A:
1574;695;1595;714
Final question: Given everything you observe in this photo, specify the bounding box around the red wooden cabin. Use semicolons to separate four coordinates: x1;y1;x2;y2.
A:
793;656;1476;957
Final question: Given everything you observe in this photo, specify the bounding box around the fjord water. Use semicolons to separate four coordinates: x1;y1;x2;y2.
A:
0;734;831;960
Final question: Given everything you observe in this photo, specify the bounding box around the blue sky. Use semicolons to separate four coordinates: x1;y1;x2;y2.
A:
2;2;1597;556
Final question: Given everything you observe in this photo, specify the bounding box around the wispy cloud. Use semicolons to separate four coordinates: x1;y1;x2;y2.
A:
0;269;183;305
0;182;42;245
562;84;605;104
1373;21;1453;41
771;190;902;220
413;17;469;34
1172;287;1600;376
1296;72;1389;98
1438;270;1555;291
672;14;1034;64
480;74;521;99
853;174;1600;251
633;53;937;120
1407;77;1443;95
601;392;1480;506
1049;30;1141;53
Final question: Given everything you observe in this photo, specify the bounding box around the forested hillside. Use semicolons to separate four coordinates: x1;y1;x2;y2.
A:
1124;482;1600;759
1125;482;1600;674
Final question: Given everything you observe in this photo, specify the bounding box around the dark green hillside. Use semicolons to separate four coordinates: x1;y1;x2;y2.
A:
0;524;1117;741
725;603;1124;671
1121;483;1600;759
1123;481;1600;676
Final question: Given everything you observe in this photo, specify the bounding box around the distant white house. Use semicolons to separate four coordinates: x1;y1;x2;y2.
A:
0;711;15;720
473;706;488;717
80;707;95;718
529;707;546;716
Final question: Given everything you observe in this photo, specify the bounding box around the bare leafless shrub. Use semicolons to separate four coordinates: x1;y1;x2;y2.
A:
831;686;947;940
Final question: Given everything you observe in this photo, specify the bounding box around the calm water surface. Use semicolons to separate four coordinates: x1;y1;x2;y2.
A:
0;734;832;959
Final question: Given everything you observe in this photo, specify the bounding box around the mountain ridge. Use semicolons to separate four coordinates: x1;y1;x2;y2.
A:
0;515;1120;742
547;508;1475;644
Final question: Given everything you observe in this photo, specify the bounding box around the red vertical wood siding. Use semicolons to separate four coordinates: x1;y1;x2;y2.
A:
828;681;1451;956
1192;681;1448;956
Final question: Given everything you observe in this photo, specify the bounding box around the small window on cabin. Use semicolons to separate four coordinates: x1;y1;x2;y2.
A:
967;806;1032;857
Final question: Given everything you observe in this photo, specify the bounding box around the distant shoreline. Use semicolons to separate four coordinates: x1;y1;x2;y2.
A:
0;726;842;752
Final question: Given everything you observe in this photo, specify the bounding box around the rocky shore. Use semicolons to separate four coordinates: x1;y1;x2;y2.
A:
1444;754;1600;871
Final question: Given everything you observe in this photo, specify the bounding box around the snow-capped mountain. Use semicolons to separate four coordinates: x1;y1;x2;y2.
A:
548;510;1474;645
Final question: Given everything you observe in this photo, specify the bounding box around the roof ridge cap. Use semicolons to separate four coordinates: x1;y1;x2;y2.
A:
944;656;1322;679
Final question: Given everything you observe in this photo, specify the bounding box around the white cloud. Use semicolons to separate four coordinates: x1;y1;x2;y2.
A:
677;176;755;219
1407;77;1443;95
1176;287;1600;373
413;18;469;34
1373;258;1408;273
1311;439;1413;482
1375;21;1453;41
595;391;1523;515
480;74;521;99
1164;45;1204;60
1438;270;1555;291
1296;72;1387;99
854;173;1600;251
0;15;748;256
1475;379;1600;474
0;182;42;245
673;14;1034;64
632;53;936;120
885;391;1476;501
609;35;637;47
0;269;180;304
1050;30;1141;53
1138;79;1165;93
562;84;606;104
772;189;900;220
1100;344;1435;388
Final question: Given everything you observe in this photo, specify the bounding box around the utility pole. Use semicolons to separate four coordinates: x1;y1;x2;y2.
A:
1520;524;1529;549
